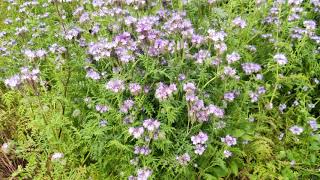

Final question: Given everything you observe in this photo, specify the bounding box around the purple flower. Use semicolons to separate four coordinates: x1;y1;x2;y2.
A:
183;82;196;92
143;119;160;131
86;69;100;80
24;49;36;59
208;29;227;42
224;66;237;77
65;27;82;40
274;53;287;66
193;50;210;64
303;20;316;31
4;75;21;89
207;104;225;118
223;150;232;158
79;12;90;23
232;17;247;28
148;39;169;56
155;82;177;101
185;92;197;102
176;153;191;165
105;79;125;93
241;63;261;75
95;104;109;113
120;100;135;113
35;49;47;59
178;74;186;81
279;103;287;112
123;116;133;124
214;42;228;54
224;91;236;102
249;91;259;102
129;83;142;95
137;168;152;180
128;127;144;139
221;135;237;146
211;58;222;66
226;52;241;64
289;125;304;135
194;144;206;155
257;86;266;94
191;131;208;145
134;145;151;155
309;120;318;131
99;119;107;127
191;34;204;45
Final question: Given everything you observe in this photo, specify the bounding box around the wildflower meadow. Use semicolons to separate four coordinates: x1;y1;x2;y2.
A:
0;0;320;179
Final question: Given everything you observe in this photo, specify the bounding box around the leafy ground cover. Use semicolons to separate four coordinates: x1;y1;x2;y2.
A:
0;0;320;179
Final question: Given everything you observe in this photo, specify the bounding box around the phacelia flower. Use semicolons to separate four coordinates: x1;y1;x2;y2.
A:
134;145;151;155
120;99;135;113
176;153;191;165
208;29;227;42
99;119;108;127
309;120;318;131
224;66;237;77
274;53;287;66
129;126;145;139
226;52;241;64
221;135;237;146
4;75;21;89
224;91;236;102
129;83;142;95
303;20;316;31
207;104;225;118
279;103;287;112
183;82;196;92
289;125;304;135
137;168;152;180
191;131;208;145
105;79;125;93
86;69;100;80
193;50;211;64
143;119;160;131
155;82;177;101
232;17;247;28
241;63;261;75
223;150;232;158
96;104;109;113
194;144;206;155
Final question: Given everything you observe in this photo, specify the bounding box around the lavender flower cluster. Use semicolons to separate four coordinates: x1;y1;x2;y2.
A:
1;0;320;179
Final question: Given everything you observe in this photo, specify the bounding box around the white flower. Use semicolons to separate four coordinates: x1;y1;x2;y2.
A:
1;142;10;154
51;152;64;161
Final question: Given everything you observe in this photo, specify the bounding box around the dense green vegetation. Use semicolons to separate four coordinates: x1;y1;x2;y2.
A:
0;0;320;179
